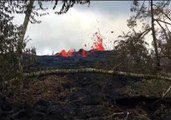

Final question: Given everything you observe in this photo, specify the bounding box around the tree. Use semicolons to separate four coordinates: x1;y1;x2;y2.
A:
113;28;154;73
129;0;171;71
0;0;90;95
1;0;90;77
150;0;160;71
0;1;21;86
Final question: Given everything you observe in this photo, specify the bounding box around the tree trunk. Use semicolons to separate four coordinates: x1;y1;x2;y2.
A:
23;68;171;82
17;0;34;77
150;0;160;71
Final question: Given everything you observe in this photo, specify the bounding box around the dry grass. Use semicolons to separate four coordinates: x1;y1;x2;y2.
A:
8;75;73;105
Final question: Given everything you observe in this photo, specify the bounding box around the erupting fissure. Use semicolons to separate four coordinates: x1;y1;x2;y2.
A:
57;49;75;57
56;32;105;57
91;32;105;51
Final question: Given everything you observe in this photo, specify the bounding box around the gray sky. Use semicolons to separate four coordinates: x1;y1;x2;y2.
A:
13;1;146;55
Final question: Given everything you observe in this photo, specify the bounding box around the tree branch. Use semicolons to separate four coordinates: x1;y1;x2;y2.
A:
153;3;171;21
155;19;169;41
162;85;171;98
155;19;171;26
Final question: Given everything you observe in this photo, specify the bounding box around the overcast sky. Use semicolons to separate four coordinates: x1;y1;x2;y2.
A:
13;1;146;55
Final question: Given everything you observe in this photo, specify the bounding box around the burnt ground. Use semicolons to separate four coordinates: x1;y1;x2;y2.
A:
1;73;171;120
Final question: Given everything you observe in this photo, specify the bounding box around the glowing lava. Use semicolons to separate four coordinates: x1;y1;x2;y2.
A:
57;49;75;57
91;32;105;51
56;32;105;57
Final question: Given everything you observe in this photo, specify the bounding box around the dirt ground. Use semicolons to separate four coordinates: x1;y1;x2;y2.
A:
1;73;171;120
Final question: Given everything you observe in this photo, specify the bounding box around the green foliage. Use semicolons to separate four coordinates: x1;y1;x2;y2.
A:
0;2;26;94
113;29;154;73
0;4;20;83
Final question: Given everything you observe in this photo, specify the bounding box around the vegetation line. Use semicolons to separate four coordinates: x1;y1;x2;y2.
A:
24;68;171;82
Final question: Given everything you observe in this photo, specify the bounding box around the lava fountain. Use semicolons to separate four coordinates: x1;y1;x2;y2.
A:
56;32;105;57
91;32;105;51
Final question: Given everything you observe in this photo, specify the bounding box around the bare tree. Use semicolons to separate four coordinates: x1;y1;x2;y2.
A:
129;0;171;72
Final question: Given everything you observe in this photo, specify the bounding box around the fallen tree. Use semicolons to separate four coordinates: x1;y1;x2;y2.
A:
23;68;171;82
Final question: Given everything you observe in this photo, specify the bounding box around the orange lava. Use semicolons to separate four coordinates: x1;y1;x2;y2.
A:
57;49;75;57
56;31;105;57
91;32;105;51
